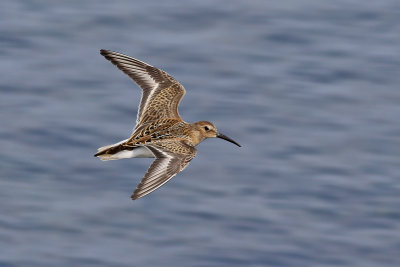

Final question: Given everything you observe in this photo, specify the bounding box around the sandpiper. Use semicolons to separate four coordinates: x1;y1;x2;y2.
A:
95;50;241;200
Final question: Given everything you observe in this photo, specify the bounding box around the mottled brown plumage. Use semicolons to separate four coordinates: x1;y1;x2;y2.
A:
95;50;241;200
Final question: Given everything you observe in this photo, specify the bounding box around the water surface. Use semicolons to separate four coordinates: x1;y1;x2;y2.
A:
1;0;400;266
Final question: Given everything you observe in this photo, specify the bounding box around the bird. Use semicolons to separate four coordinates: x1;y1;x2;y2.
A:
94;49;241;200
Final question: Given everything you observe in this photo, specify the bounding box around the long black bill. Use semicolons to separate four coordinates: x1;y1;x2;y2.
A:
217;132;241;147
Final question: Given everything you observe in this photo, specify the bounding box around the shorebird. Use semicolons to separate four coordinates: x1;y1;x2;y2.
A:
95;50;241;200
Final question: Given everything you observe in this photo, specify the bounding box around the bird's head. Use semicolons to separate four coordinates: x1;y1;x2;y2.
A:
193;121;241;147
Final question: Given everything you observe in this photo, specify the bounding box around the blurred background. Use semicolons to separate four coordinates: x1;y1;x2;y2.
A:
1;0;399;266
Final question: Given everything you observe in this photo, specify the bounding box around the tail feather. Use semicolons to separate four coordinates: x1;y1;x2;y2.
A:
97;154;121;161
94;139;128;160
97;143;119;153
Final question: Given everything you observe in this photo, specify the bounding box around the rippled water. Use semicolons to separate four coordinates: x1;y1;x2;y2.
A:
1;1;400;266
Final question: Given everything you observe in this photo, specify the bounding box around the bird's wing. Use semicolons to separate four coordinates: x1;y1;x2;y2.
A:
131;141;197;200
100;50;186;128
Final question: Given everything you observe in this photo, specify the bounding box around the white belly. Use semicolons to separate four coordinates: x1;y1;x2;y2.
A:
114;146;155;159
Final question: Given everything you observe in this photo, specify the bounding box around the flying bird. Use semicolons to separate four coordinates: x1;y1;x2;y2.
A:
95;50;241;200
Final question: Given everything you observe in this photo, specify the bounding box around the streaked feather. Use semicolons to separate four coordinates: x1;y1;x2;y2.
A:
100;50;186;128
131;141;197;200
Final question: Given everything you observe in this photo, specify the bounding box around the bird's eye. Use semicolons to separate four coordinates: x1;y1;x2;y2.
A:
204;126;210;131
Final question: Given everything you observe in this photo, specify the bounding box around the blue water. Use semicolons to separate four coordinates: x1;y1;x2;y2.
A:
1;1;400;266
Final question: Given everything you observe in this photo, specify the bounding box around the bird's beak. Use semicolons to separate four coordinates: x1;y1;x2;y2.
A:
217;132;241;147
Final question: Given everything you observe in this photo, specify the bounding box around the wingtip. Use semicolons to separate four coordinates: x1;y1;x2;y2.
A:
131;188;146;200
100;49;109;55
100;49;120;62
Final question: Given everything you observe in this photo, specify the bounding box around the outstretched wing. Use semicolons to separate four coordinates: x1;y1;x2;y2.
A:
131;141;197;200
100;50;186;128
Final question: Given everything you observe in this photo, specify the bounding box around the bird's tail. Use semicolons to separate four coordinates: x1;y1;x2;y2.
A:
94;139;128;161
